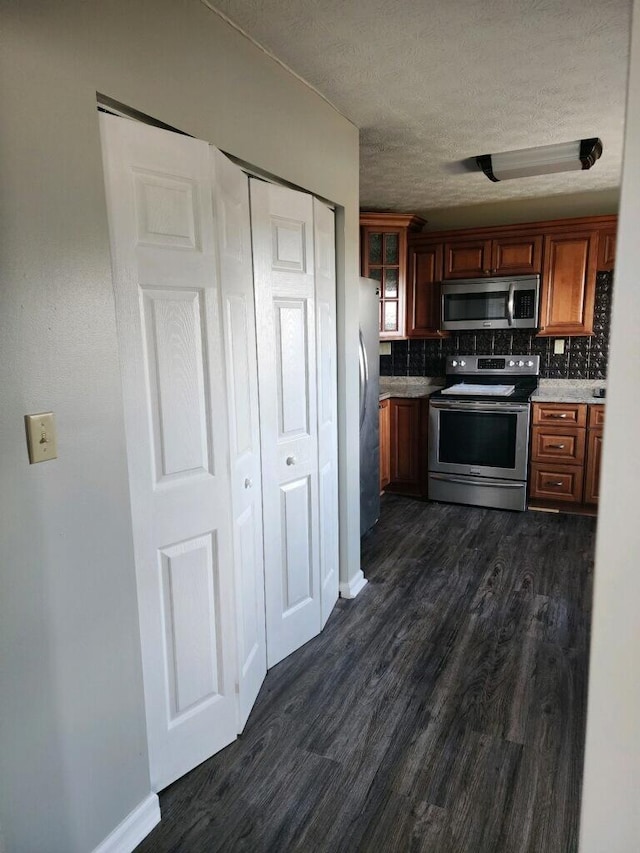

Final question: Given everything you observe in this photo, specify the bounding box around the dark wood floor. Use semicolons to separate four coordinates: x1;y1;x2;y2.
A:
136;495;594;853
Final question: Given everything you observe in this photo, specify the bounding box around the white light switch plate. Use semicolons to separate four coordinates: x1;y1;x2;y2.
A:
25;412;57;463
553;339;565;355
379;342;391;356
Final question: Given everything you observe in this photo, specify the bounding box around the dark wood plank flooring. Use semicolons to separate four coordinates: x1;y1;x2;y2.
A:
136;496;594;853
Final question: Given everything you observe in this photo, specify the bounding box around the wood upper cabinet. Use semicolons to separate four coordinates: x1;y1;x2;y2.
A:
406;242;447;338
597;227;617;271
443;234;542;279
538;230;599;336
491;234;543;276
443;239;492;278
360;213;426;339
379;399;390;491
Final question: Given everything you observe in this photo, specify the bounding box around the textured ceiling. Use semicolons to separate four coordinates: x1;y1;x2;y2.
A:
211;0;631;216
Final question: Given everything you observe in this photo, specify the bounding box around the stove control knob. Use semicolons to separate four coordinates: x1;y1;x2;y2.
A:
459;360;466;367
527;360;534;367
451;360;458;367
517;360;525;367
508;360;515;367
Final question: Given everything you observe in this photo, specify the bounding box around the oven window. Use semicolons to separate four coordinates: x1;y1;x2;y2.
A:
439;410;517;469
444;290;508;322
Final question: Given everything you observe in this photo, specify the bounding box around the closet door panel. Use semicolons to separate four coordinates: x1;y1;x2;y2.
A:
211;148;266;731
251;179;322;667
100;113;238;791
313;199;339;626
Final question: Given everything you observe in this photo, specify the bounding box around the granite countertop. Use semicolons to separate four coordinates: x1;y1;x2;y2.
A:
530;380;606;405
379;378;444;400
380;377;606;404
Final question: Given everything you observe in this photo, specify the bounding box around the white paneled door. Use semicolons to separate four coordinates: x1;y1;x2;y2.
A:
251;180;323;667
210;148;267;730
313;200;340;627
100;114;239;790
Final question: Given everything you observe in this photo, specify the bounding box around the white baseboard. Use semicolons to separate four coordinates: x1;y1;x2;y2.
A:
92;793;160;853
339;570;368;599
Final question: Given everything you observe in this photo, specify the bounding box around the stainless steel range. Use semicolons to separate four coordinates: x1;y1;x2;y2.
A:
428;355;540;511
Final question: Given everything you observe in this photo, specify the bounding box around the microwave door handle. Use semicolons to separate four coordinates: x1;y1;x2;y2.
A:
507;282;515;326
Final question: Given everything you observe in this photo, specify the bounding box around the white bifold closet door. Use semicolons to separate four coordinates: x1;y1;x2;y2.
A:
100;114;265;790
250;181;339;667
101;112;338;790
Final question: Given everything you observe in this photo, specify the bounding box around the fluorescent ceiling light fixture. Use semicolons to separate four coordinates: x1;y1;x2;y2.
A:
476;138;603;182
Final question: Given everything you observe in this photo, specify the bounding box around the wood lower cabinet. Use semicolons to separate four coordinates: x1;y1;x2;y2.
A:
532;401;587;428
379;399;390;491
379;397;428;497
529;402;604;511
389;398;421;493
584;405;605;505
538;230;599;336
530;462;584;503
530;425;585;465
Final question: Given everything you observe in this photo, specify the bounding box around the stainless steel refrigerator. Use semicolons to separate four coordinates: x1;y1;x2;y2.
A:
360;277;381;535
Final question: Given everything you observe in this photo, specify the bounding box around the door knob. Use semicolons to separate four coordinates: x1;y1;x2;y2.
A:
286;456;296;466
244;478;253;489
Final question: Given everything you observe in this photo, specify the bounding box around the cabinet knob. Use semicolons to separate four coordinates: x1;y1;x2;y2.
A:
244;478;253;489
286;456;296;466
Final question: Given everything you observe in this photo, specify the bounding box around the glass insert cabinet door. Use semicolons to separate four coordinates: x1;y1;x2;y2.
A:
360;213;427;340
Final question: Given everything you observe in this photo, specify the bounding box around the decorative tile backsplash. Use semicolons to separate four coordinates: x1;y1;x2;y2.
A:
380;271;613;380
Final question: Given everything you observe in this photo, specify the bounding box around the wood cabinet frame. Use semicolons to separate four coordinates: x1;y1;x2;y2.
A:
360;213;426;340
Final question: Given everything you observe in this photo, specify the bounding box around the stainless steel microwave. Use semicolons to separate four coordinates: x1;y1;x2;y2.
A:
441;274;540;331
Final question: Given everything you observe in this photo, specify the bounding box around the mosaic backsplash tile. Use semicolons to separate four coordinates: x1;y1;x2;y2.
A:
380;271;613;380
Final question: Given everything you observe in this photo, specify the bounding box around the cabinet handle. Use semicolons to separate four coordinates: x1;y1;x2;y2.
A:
548;413;568;419
545;481;564;487
548;443;566;449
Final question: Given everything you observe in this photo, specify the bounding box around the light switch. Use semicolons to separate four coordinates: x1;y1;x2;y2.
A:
379;342;391;356
553;339;565;355
25;412;57;463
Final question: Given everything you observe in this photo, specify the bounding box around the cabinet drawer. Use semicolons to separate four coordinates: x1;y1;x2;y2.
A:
588;405;605;428
529;463;584;503
532;402;587;427
531;426;586;465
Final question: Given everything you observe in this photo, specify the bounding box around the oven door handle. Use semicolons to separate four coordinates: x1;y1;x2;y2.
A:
429;473;524;489
507;282;515;327
430;400;529;414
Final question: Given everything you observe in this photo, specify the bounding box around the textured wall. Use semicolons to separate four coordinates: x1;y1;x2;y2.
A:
381;272;612;380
